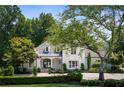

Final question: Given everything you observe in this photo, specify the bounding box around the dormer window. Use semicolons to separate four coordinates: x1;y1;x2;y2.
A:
71;47;76;54
55;47;60;53
44;47;49;52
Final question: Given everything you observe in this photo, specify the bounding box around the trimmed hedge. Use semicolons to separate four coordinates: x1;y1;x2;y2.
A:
80;79;101;86
0;75;80;85
80;79;124;87
104;79;124;87
103;79;117;87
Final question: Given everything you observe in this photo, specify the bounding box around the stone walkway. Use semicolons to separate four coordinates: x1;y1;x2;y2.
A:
15;73;124;80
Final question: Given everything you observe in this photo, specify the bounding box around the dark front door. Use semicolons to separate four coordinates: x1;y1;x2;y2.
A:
43;59;51;68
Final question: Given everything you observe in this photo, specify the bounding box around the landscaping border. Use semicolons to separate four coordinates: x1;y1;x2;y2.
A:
0;75;80;85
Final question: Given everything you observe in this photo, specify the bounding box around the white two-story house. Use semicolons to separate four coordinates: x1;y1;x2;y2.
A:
32;42;102;71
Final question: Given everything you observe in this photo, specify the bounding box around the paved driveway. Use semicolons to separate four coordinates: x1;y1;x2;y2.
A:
83;73;124;80
16;73;124;80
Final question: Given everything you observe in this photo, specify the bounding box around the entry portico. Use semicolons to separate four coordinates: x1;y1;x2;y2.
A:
35;56;62;71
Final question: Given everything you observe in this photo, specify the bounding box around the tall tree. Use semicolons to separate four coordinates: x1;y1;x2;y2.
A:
0;5;21;66
31;13;56;46
48;5;124;80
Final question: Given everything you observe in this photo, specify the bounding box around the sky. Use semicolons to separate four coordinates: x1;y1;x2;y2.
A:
19;5;67;19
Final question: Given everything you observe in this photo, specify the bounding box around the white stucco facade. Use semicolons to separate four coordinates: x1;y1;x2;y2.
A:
62;47;86;69
32;42;103;71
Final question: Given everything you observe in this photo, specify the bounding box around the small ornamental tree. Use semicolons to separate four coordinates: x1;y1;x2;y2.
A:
87;52;91;71
33;66;37;77
63;63;67;72
2;37;36;68
81;63;84;71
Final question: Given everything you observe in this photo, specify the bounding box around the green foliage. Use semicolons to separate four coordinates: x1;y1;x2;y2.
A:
63;63;67;72
8;66;14;76
3;37;36;68
92;63;100;68
88;61;100;73
0;68;4;76
48;5;124;80
80;63;84;71
80;79;101;86
33;66;37;76
80;79;124;87
0;5;21;66
14;15;33;38
31;13;56;46
110;57;122;65
48;67;52;74
37;68;41;73
49;68;64;74
89;67;99;73
0;66;14;76
116;79;124;87
103;79;117;87
109;65;123;73
67;71;82;81
87;52;91;70
0;75;80;85
114;39;124;64
14;67;31;74
121;63;124;68
14;13;56;47
0;6;56;68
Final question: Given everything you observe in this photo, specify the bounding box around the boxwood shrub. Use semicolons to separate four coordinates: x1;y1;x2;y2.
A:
67;71;82;81
0;75;80;85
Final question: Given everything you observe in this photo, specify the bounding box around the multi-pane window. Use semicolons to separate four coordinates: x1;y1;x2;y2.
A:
71;48;76;54
69;61;78;68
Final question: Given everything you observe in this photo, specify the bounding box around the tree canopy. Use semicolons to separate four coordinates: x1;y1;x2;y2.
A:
0;5;56;68
31;13;56;46
0;5;21;64
2;37;36;67
48;5;124;80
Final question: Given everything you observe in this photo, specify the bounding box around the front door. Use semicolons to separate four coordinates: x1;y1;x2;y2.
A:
43;59;51;68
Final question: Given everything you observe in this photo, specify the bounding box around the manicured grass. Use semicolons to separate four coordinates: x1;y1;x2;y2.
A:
0;83;82;87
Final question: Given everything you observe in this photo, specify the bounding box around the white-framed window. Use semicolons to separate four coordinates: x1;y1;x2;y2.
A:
44;47;49;52
69;61;78;68
71;48;76;54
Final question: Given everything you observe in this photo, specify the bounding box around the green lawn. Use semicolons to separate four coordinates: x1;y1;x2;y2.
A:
0;83;82;87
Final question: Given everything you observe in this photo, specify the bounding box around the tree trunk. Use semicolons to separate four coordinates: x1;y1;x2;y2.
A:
99;57;104;81
99;67;104;80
